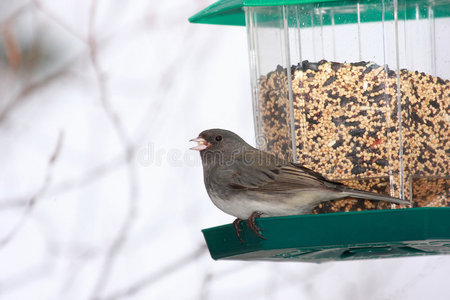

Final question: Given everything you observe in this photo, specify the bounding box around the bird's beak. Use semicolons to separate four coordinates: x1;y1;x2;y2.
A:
189;137;210;151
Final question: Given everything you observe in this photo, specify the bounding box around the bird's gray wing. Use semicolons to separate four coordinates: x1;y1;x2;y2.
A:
217;162;408;205
216;163;281;189
220;162;343;192
253;163;343;192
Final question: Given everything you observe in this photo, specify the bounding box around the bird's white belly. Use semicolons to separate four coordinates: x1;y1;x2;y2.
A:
209;190;339;220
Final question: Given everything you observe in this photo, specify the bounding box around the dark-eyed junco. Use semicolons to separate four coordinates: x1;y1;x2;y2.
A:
190;128;409;241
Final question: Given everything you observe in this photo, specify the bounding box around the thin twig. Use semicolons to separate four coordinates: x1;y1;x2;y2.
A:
0;152;127;210
0;261;53;296
0;57;75;123
32;0;86;43
87;1;139;298
0;131;64;248
1;22;22;70
97;245;208;300
199;272;213;300
0;4;29;26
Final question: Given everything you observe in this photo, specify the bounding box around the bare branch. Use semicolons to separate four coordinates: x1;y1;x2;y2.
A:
0;261;53;296
0;57;75;124
53;155;126;192
0;152;128;210
97;245;208;300
0;4;29;26
88;161;138;298
32;0;87;43
199;272;214;300
0;131;64;248
1;21;22;70
87;1;139;298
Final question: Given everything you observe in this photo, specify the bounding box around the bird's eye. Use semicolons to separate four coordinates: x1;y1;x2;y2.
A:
215;135;222;142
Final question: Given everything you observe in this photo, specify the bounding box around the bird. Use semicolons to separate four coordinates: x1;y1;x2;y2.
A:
190;128;409;241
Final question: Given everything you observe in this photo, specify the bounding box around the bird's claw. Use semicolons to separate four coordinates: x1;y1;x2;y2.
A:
247;211;266;240
232;212;266;242
233;218;244;243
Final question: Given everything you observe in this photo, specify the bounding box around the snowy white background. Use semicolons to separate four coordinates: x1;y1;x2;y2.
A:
0;1;449;299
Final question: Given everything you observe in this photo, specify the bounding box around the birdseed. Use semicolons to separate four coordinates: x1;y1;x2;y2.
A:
257;60;449;213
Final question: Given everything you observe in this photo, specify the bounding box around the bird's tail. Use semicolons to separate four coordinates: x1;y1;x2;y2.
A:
341;188;410;205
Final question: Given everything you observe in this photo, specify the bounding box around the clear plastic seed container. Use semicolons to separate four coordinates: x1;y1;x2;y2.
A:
190;0;450;212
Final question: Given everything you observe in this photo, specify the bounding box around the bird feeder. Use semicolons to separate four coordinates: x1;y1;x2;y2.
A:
190;0;450;262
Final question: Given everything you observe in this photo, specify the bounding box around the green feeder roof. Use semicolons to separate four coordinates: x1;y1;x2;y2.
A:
189;0;450;26
189;0;340;26
202;207;450;262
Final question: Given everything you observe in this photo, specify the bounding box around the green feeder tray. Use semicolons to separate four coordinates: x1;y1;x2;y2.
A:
202;207;450;262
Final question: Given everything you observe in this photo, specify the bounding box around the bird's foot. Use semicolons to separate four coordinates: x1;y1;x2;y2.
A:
233;218;244;243
247;211;266;240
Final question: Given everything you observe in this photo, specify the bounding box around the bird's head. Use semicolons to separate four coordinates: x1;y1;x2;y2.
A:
190;129;251;166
